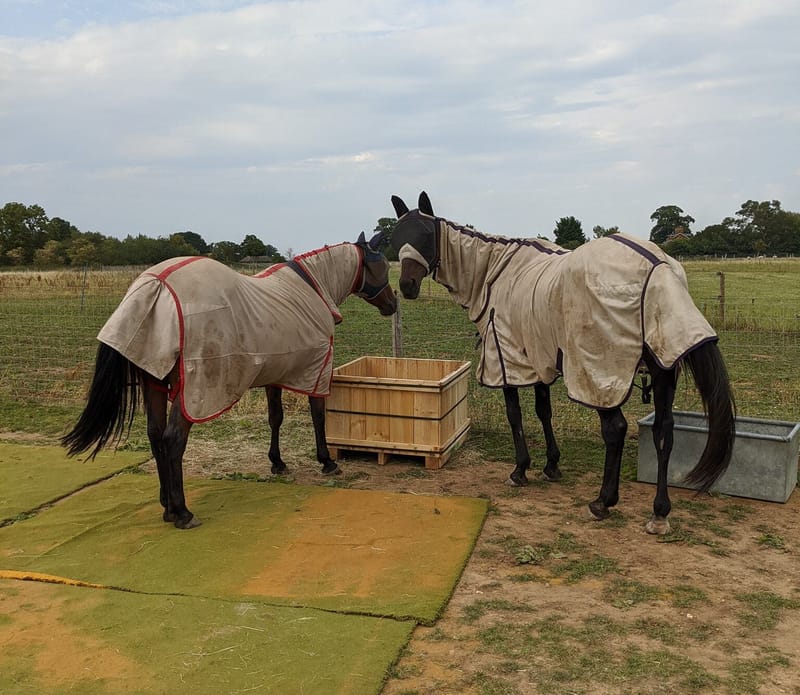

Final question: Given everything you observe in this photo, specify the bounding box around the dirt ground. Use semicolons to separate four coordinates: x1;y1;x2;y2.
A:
4;419;799;694
164;424;800;695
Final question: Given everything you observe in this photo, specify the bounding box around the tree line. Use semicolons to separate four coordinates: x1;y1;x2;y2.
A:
0;202;285;267
375;198;799;258
547;199;800;256
4;197;798;269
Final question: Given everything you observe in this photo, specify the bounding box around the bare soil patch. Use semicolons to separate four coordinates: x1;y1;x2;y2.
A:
168;427;800;695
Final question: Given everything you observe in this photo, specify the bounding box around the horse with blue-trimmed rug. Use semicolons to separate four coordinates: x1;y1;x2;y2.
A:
389;192;735;535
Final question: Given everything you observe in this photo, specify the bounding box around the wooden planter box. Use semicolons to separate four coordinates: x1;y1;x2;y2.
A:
325;357;471;469
637;411;800;502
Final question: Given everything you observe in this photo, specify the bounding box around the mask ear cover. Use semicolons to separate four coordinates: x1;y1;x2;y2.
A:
391;195;409;217
418;191;434;216
389;211;438;268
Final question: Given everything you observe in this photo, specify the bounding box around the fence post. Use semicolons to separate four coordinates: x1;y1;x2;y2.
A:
392;292;403;357
80;264;88;312
717;271;725;326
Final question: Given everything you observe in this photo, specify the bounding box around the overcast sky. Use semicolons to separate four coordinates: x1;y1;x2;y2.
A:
2;1;798;254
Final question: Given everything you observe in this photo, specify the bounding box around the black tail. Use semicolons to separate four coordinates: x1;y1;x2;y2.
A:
682;341;736;491
61;343;140;459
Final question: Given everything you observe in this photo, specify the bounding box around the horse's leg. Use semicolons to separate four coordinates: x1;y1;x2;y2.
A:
308;396;340;475
588;408;627;520
160;400;198;529
643;356;677;535
534;383;562;481
266;386;288;474
141;375;170;513
503;387;531;486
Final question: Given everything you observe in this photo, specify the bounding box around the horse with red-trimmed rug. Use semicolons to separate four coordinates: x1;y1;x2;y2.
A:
63;231;397;528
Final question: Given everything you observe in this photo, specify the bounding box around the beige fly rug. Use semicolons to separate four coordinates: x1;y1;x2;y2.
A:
433;224;717;409
98;245;363;422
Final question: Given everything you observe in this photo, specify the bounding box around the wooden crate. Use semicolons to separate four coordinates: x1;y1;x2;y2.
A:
325;356;471;469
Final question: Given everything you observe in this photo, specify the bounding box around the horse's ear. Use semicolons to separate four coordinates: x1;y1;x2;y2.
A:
356;231;367;245
391;195;409;218
418;191;434;216
368;230;386;249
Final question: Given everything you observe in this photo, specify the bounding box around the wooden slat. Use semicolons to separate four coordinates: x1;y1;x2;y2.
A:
326;356;471;460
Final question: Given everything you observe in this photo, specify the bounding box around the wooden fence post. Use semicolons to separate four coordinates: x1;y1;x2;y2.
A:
392;292;403;357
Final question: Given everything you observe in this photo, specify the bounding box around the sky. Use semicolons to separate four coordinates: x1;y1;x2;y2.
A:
1;1;798;254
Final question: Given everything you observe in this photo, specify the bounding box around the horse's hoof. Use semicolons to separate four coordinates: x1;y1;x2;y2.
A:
506;473;529;487
541;468;562;482
645;516;671;535
587;501;610;521
321;463;341;476
174;514;202;529
271;463;287;475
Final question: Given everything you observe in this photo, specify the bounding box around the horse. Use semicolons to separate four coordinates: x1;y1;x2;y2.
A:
389;192;735;535
62;231;397;529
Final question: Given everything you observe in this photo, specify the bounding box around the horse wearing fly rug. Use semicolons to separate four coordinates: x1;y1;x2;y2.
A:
390;192;735;535
62;232;397;529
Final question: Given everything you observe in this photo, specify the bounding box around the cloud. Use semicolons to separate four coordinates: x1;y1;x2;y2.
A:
0;0;798;248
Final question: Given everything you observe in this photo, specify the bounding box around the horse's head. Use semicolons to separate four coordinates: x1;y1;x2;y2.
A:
389;192;438;299
354;231;397;316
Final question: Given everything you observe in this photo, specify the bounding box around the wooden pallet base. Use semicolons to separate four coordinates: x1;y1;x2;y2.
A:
328;424;470;470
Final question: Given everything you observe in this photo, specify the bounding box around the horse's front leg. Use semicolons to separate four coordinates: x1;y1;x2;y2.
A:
534;383;562;481
160;401;198;529
503;387;531;486
643;357;677;535
588;408;627;521
309;396;340;475
266;386;288;474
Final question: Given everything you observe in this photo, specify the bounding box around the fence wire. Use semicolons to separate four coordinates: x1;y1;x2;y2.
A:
1;265;799;440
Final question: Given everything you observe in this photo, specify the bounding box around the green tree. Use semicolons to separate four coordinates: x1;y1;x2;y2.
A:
731;200;800;255
46;217;78;242
661;236;695;257
33;240;65;266
693;221;734;256
649;205;695;245
171;231;209;255
553;216;586;249
240;234;268;258
209;241;241;264
373;217;398;260
5;247;26;265
97;236;125;265
67;236;100;266
0;202;49;264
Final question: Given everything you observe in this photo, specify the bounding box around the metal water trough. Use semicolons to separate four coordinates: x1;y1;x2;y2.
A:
637;411;800;503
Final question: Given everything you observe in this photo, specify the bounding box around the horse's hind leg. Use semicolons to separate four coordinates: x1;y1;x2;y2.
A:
142;376;170;512
534;383;562;481
160;401;198;528
143;375;197;528
503;387;531;486
266;386;288;474
309;396;340;475
643;356;677;535
588;408;627;521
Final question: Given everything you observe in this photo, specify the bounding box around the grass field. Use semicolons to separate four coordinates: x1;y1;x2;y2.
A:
1;257;799;451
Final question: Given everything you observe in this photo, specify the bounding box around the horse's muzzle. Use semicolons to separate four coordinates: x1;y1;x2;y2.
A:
368;285;398;315
398;257;427;300
399;277;420;299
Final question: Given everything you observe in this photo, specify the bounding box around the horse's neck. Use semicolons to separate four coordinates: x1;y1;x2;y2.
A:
435;222;519;314
297;243;359;308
